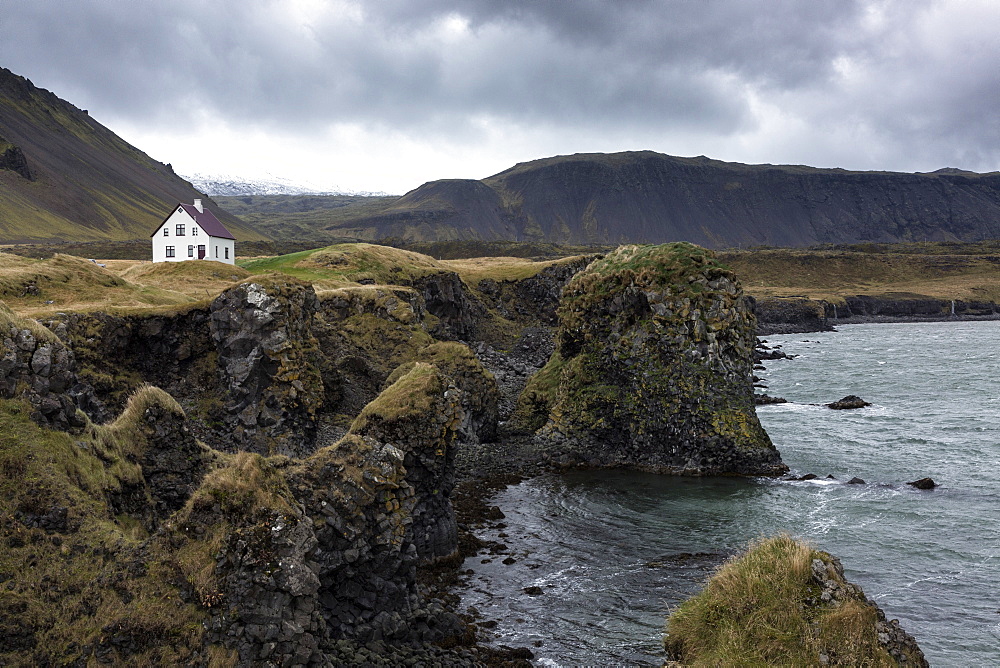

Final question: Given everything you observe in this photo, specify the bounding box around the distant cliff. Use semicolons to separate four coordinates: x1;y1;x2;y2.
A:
320;151;1000;247
0;67;267;243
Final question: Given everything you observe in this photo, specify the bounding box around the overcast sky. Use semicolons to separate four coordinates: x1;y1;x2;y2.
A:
3;0;1000;194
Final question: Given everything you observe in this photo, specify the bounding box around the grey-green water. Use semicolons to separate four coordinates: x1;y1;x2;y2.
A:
460;321;1000;665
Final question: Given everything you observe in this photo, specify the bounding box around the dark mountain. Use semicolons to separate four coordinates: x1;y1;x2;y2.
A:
0;67;267;243
319;151;1000;247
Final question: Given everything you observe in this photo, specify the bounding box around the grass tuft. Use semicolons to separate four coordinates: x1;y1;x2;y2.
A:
665;534;896;666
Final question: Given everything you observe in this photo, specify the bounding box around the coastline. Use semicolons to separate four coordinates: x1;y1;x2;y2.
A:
758;311;1000;336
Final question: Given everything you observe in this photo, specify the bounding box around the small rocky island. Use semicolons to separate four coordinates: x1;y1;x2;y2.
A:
0;242;922;665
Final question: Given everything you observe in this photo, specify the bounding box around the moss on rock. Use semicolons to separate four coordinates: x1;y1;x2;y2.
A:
531;243;786;475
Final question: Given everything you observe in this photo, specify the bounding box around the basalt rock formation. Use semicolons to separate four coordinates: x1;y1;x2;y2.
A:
209;278;327;456
350;363;464;563
524;243;786;475
0;305;89;430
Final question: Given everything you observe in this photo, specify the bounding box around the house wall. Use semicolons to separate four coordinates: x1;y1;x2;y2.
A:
151;208;235;265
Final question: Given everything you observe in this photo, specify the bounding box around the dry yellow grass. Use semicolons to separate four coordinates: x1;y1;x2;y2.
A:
720;249;1000;303
440;255;585;284
0;252;252;317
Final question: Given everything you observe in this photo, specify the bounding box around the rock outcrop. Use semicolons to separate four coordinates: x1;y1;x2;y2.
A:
193;364;467;664
386;342;499;444
665;535;928;666
351;363;464;562
754;296;832;335
525;243;786;475
827;395;871;410
0;304;88;430
209;279;327;456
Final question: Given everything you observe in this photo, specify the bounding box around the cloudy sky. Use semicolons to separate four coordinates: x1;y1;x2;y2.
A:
3;0;999;194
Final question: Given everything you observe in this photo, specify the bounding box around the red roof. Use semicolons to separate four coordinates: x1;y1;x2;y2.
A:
150;203;236;240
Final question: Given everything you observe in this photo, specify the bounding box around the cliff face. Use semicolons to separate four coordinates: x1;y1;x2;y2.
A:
524;243;786;475
326;152;1000;247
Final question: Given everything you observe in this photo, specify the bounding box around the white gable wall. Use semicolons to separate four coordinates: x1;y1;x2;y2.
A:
151;208;235;265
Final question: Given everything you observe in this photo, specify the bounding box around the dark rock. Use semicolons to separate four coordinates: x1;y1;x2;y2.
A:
522;586;544;596
907;477;938;490
847;477;866;485
209;279;326;456
0;312;90;431
0;142;31;180
529;243;787;476
350;364;463;563
755;394;787;405
753;296;832;336
827;395;871;410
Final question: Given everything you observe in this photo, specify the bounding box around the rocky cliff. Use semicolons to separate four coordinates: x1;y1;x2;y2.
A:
522;243;786;475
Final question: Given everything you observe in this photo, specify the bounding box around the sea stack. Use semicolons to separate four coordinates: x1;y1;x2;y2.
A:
522;242;786;475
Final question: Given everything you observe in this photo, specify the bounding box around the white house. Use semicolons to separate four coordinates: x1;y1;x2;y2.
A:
150;199;236;265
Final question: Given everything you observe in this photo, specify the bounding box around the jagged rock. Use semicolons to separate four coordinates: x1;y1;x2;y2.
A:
0;142;31;180
477;255;597;325
827;395;871;409
907;477;938;490
210;279;326;456
847;477;866;484
755;394;787;405
385;342;499;444
411;271;488;341
350;363;463;562
527;243;786;475
0;304;88;431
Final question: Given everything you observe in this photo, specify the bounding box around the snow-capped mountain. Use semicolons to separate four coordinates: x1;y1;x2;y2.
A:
183;173;386;197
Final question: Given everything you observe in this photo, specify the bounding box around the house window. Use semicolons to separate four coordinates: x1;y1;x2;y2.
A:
188;245;194;258
163;228;169;236
176;224;185;236
225;247;229;259
215;246;218;258
192;227;198;236
165;246;175;258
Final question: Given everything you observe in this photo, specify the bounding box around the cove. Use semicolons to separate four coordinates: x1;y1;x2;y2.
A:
461;321;1000;666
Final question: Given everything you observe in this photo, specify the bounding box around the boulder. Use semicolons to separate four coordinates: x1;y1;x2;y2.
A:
827;395;871;410
907;477;937;490
527;243;786;475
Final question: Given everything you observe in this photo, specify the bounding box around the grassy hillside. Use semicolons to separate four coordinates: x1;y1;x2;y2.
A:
223;151;1000;248
0;252;248;317
0;67;268;244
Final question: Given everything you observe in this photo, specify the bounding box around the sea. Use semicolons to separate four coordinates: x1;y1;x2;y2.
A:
460;321;1000;666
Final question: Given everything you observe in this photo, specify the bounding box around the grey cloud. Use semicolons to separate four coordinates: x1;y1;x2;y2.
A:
2;0;999;174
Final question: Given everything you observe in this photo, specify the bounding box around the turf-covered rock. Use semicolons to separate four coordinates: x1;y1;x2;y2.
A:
526;243;786;475
351;362;464;562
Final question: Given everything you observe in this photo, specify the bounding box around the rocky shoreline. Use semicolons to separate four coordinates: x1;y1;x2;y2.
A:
0;242;931;666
